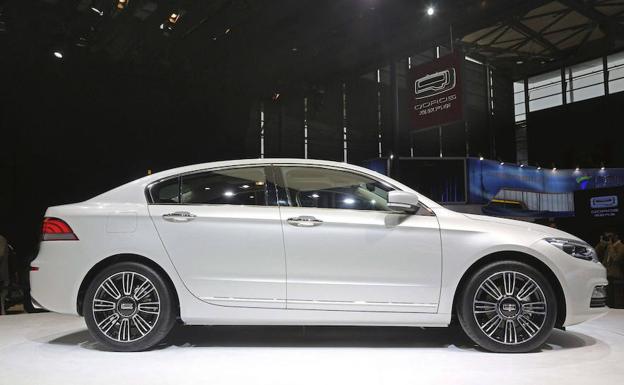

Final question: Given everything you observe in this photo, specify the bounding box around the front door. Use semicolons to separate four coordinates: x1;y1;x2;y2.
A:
275;165;442;313
148;166;286;309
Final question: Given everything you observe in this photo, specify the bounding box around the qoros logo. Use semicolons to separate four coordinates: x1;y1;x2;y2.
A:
414;68;456;99
414;94;457;111
590;195;618;209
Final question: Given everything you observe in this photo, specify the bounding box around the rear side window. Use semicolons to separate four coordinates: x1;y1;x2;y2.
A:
150;178;180;204
148;167;274;206
180;167;268;205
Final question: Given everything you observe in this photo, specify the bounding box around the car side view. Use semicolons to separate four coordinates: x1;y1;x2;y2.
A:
30;159;608;352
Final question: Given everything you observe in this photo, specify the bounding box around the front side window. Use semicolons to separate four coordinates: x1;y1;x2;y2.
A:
148;167;270;206
277;166;394;211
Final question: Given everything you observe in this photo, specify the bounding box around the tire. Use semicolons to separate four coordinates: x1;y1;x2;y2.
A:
457;260;557;353
83;262;176;352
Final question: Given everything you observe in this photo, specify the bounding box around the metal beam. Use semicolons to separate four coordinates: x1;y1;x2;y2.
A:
559;0;624;42
509;18;562;54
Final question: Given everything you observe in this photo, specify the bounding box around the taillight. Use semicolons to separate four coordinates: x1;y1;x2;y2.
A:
42;217;79;241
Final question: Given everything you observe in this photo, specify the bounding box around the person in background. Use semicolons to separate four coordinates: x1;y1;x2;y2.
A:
0;235;9;315
595;231;624;278
595;230;624;307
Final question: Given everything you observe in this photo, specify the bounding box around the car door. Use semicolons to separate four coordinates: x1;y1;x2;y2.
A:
275;165;442;313
147;165;286;309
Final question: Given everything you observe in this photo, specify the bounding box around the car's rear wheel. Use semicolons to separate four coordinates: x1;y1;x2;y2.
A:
83;262;176;351
457;260;557;353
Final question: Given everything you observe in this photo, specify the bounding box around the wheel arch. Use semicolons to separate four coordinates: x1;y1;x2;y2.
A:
76;253;180;317
451;250;567;328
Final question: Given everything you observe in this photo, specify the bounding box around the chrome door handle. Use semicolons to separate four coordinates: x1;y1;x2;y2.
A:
163;211;197;222
287;215;323;227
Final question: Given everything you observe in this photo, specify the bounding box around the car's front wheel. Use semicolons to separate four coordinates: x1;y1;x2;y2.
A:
457;260;557;353
83;262;176;351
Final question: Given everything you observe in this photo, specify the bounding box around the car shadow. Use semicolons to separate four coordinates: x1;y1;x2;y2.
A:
47;324;595;352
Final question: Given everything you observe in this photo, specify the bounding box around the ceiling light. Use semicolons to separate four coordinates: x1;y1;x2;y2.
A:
90;7;104;16
426;6;435;16
53;51;63;59
224;191;234;197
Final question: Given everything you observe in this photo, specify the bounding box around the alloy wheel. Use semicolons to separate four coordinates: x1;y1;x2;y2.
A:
92;271;161;343
472;271;547;345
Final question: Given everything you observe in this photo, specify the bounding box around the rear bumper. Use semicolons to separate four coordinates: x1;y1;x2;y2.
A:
29;242;85;316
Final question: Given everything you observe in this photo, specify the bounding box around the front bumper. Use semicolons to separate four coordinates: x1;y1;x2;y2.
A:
530;239;609;327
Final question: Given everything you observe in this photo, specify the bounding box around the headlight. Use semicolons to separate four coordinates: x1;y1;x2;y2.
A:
545;238;598;262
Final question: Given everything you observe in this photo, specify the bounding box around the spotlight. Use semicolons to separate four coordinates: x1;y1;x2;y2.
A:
426;6;435;16
169;13;180;23
53;51;63;59
575;167;580;172
390;154;394;160
479;156;484;161
552;167;557;171
601;166;605;171
520;164;524;168
500;162;504;166
537;167;541;170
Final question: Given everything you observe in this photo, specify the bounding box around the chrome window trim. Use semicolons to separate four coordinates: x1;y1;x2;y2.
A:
144;162;434;215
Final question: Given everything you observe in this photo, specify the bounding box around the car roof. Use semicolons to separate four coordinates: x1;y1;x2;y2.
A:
88;158;441;208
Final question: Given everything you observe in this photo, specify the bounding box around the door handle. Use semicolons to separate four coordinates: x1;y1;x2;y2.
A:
287;215;323;227
163;211;197;222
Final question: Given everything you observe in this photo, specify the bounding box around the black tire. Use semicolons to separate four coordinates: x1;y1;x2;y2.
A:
457;260;557;353
83;262;176;352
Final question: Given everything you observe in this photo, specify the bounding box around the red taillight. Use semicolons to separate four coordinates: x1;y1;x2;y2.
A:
42;217;79;241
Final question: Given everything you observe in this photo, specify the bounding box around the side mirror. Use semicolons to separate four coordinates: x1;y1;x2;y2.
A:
387;191;420;213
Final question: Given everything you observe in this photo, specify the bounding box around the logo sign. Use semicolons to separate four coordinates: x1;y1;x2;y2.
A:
590;195;620;217
410;53;463;131
502;303;517;312
414;68;456;99
590;195;618;209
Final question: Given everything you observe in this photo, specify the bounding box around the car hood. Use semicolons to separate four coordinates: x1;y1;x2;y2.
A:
462;213;584;243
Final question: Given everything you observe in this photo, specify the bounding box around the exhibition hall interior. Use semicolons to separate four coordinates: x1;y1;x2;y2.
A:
1;0;624;384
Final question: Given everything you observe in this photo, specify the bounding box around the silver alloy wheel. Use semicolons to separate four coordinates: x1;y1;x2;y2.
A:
92;271;161;343
472;271;547;345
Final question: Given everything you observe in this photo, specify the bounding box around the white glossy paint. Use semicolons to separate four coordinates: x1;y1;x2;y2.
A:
30;158;608;328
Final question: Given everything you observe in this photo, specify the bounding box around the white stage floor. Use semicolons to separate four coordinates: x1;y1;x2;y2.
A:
0;310;623;385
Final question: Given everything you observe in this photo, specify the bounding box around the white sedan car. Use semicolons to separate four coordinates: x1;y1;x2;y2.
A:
30;159;608;352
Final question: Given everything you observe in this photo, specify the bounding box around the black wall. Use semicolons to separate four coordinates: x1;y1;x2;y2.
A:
1;56;251;258
527;91;624;169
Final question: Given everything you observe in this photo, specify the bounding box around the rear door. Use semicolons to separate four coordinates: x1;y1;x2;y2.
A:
147;166;286;309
